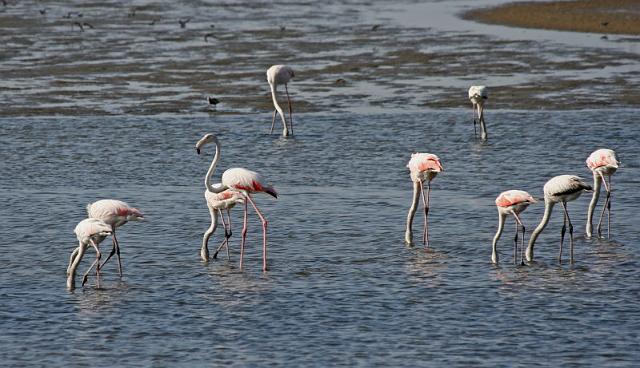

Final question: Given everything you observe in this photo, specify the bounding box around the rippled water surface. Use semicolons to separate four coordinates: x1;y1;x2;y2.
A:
1;110;639;367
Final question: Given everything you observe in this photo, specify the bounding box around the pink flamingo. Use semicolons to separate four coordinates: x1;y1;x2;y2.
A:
492;190;537;265
85;199;144;276
527;175;591;263
468;85;488;140
196;133;277;271
404;153;444;247
267;64;295;137
586;148;619;238
67;218;112;290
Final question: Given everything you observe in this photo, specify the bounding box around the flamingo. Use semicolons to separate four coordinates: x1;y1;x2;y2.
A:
196;133;277;271
491;190;536;265
85;199;144;276
267;64;295;137
526;175;592;263
586;148;619;239
67;218;112;290
404;153;444;247
468;85;488;140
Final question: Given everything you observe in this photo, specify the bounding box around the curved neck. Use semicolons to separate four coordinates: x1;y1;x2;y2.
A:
205;139;224;193
492;212;506;249
527;199;555;259
586;173;602;236
270;84;287;132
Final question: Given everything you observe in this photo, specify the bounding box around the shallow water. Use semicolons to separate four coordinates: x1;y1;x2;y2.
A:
1;109;639;366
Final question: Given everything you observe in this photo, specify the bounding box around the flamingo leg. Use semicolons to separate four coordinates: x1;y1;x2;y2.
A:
99;227;117;271
82;239;102;287
561;201;575;264
239;196;249;271
270;110;277;134
285;84;293;135
419;180;427;246
479;105;487;140
596;173;611;238
513;219;518;265
559;205;567;264
512;212;526;266
245;195;269;272
472;103;477;136
212;210;230;260
225;209;232;260
114;230;123;276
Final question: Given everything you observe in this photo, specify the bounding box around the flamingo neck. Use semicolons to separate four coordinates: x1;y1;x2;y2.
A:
270;83;287;135
586;172;602;237
526;199;555;260
492;212;507;263
205;140;224;194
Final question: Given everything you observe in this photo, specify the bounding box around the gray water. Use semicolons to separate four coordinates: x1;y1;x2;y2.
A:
1;110;639;366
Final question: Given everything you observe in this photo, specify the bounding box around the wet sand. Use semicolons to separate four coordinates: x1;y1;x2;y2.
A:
465;0;640;35
0;1;639;116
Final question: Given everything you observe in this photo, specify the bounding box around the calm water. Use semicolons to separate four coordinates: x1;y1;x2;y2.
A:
1;110;639;366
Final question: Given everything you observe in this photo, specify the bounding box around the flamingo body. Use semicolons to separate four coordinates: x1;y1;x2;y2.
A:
526;175;591;263
492;190;536;264
222;168;277;198
405;153;443;246
267;64;295;137
586;148;619;238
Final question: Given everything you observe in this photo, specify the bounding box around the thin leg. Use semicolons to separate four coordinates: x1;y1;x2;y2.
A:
512;212;526;266
559;206;567;264
561;202;575;264
82;240;102;287
225;209;232;260
99;227;117;271
270;110;276;134
607;176;612;239
113;230;123;277
596;174;611;239
472;104;477;136
513;220;518;265
285;84;293;135
419;180;427;246
212;210;229;260
479;105;487;140
245;195;269;271
239;196;248;271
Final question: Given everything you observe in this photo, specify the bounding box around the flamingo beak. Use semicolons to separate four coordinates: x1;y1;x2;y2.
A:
196;147;201;155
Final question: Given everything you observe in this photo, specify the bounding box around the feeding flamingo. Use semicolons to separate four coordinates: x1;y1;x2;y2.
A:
198;140;244;261
67;218;112;290
526;175;591;263
267;64;295;137
491;190;536;265
196;133;277;271
468;85;488;140
586;148;619;239
404;153;444;247
85;199;144;276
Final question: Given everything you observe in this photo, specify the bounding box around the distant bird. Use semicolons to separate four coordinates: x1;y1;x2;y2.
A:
179;18;190;28
196;133;277;271
468;85;488;140
206;96;220;107
267;65;295;137
204;33;215;42
526;175;591;263
492;190;536;265
404;153;444;247
371;24;381;31
601;21;609;27
67;218;112;290
586;148;619;239
335;78;346;85
86;199;144;276
72;22;84;32
39;8;47;15
279;25;286;31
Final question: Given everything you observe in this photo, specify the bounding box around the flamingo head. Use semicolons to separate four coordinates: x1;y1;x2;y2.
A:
127;208;145;221
195;133;218;155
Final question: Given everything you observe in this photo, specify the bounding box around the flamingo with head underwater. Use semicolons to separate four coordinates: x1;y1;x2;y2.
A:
491;190;536;265
526;175;591;263
196;133;277;271
404;153;444;247
267;64;295;137
586;148;619;239
468;85;488;140
67;218;112;290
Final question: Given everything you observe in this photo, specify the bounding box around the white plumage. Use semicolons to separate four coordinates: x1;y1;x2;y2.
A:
492;190;536;264
405;152;444;247
267;64;295;137
468;85;489;140
586;148;619;238
67;218;113;290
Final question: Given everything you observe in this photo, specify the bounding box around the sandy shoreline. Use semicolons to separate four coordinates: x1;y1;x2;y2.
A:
465;0;640;35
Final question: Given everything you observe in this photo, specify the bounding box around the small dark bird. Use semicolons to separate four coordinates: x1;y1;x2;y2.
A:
601;35;608;40
207;97;220;106
179;18;190;28
73;22;84;32
279;25;286;31
83;22;94;29
128;8;137;17
39;8;47;15
371;24;380;31
204;33;215;42
149;19;158;25
601;21;609;27
335;78;346;85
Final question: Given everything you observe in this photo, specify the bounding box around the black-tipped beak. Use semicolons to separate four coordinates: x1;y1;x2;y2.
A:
196;147;201;155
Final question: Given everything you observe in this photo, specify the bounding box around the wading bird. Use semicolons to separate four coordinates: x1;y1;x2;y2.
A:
86;199;144;276
196;133;277;271
492;190;536;265
526;175;591;263
267;65;295;137
67;218;112;290
586;148;619;239
405;153;444;247
468;85;488;140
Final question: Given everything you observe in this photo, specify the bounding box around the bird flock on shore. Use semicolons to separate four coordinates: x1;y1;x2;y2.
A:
66;67;621;290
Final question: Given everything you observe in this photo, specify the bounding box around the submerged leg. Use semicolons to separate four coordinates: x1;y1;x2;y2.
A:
82;239;102;287
596;174;611;239
561;202;575;264
239;197;248;271
99;227;117;271
419;180;428;246
472;104;477;136
512;212;526;266
559;207;567;264
285;84;293;135
212;210;230;260
513;220;518;265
